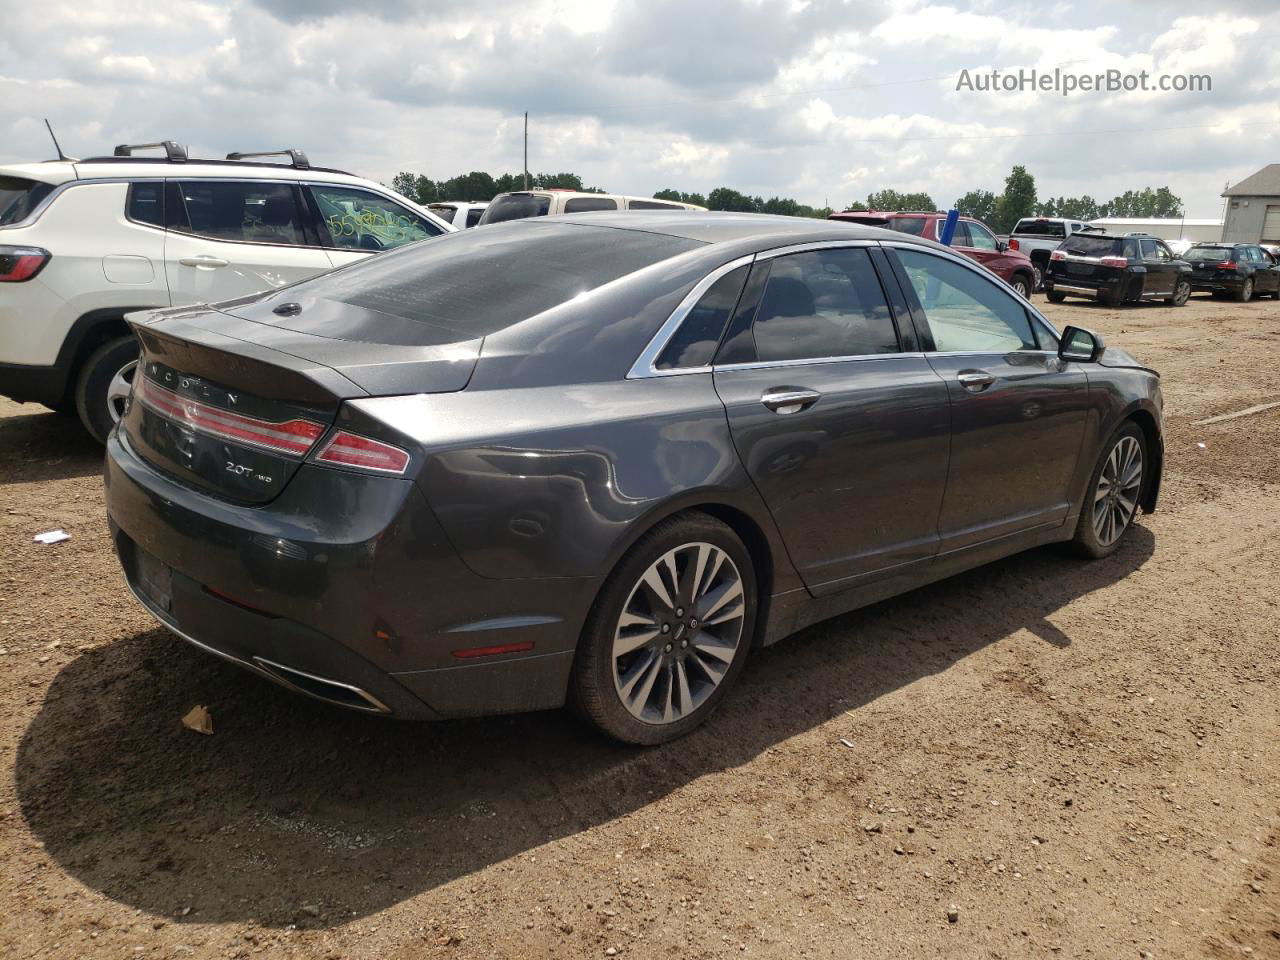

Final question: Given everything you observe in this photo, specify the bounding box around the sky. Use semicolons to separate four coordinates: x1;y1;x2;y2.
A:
1;0;1276;218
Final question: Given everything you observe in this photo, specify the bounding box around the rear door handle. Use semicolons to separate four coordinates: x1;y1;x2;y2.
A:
957;370;996;392
178;256;229;269
761;387;821;414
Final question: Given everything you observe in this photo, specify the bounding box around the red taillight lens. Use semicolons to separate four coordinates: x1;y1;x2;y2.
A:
134;376;325;456
1050;250;1066;261
1007;238;1019;251
0;245;51;282
1100;256;1129;268
314;431;410;475
1217;260;1236;270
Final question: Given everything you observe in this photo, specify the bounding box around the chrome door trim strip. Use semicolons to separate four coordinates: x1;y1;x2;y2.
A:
713;351;926;373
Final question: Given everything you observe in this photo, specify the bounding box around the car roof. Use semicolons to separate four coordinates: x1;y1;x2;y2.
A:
535;210;933;248
0;158;370;186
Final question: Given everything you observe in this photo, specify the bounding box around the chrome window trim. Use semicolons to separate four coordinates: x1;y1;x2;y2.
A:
754;238;880;260
713;351;926;373
626;253;756;379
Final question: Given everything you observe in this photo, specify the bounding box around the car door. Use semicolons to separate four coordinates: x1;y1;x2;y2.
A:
712;244;951;594
164;179;335;306
306;183;448;269
1137;238;1175;297
886;244;1090;552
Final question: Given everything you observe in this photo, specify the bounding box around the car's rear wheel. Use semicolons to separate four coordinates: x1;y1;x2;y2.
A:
75;336;139;445
1235;277;1254;302
1071;422;1146;559
1168;278;1191;306
1032;263;1044;292
1046;289;1067;303
571;512;757;744
1102;284;1126;307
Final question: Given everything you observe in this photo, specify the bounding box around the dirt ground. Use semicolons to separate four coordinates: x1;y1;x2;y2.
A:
1;292;1277;960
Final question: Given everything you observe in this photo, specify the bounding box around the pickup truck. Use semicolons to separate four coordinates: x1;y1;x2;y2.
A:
1003;217;1103;289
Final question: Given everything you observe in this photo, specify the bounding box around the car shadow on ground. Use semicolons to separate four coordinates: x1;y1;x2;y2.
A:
0;408;103;486
15;526;1154;928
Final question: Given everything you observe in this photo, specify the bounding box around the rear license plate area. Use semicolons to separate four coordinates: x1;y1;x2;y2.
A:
135;548;174;613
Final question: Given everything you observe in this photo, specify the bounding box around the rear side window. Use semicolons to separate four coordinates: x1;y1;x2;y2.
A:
479;194;551;224
428;204;456;223
0;176;55;226
563;196;619;213
656;264;749;370
267;222;702;346
126;182;165;227
1061;235;1123;257
310;185;442;251
896;248;1035;353
629;200;683;210
750;248;899;363
176;181;306;246
465;208;484;228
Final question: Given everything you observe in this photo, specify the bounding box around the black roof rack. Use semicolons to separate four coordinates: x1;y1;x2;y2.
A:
113;140;187;161
225;149;310;170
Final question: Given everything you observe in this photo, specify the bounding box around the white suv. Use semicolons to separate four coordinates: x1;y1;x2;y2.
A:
0;142;454;442
477;191;704;225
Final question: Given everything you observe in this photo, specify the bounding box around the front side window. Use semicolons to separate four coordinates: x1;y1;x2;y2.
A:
176;181;306;246
656;264;749;370
310;185;442;251
749;248;899;363
965;221;999;250
896;248;1036;353
1153;242;1172;260
563;196;619;213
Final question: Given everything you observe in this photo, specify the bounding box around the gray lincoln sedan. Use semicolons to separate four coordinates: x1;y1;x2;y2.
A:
104;213;1162;744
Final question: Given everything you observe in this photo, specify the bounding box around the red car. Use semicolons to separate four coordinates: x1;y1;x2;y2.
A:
829;211;1036;298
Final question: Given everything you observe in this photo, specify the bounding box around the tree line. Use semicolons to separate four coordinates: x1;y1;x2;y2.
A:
389;166;1184;233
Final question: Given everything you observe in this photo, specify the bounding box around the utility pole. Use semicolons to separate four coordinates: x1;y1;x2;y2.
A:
523;112;528;191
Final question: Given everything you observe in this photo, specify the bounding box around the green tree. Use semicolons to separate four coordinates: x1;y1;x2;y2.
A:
865;189;936;212
437;171;498;202
390;172;419;200
413;175;440;205
993;165;1037;233
654;188;707;206
954;189;998;225
706;187;759;212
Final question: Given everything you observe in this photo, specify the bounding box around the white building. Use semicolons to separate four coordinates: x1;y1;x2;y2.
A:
1087;217;1223;243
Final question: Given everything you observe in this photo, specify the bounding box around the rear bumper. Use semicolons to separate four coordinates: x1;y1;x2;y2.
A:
104;428;598;719
1188;276;1242;292
0;360;66;406
1044;271;1125;298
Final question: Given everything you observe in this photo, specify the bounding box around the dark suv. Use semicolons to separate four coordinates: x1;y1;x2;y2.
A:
1183;242;1280;301
830;211;1036;297
1045;233;1192;307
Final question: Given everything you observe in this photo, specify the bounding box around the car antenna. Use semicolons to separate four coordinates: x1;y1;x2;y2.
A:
44;118;75;162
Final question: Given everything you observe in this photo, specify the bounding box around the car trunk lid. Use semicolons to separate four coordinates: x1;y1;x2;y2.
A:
122;305;479;504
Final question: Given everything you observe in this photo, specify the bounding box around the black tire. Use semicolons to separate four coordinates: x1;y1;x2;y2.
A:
1010;274;1031;299
74;335;139;445
1235;277;1254;302
1167;278;1191;306
1102;284;1125;308
1070;421;1147;560
1031;263;1044;292
570;512;758;745
1046;290;1067;303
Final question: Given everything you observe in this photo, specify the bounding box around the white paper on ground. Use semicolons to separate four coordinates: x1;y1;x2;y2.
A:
33;529;71;545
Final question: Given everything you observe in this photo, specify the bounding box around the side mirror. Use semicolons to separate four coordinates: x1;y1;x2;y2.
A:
1059;325;1105;363
995;240;1007;252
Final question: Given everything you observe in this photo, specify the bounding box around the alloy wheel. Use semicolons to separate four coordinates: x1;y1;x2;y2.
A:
1092;435;1143;547
612;541;746;725
1012;277;1029;298
1173;280;1191;306
106;360;138;424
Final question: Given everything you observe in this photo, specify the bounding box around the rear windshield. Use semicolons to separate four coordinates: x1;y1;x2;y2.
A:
1013;219;1065;238
1184;245;1234;261
1061;235;1123;257
0;177;55;226
478;194;551;224
886;217;928;236
264;221;702;345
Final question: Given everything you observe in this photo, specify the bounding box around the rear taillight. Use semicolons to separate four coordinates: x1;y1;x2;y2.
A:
1217;260;1236;271
135;376;325;456
314;431;410;475
1100;256;1129;268
1050;250;1066;261
1008;238;1020;251
0;245;51;282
